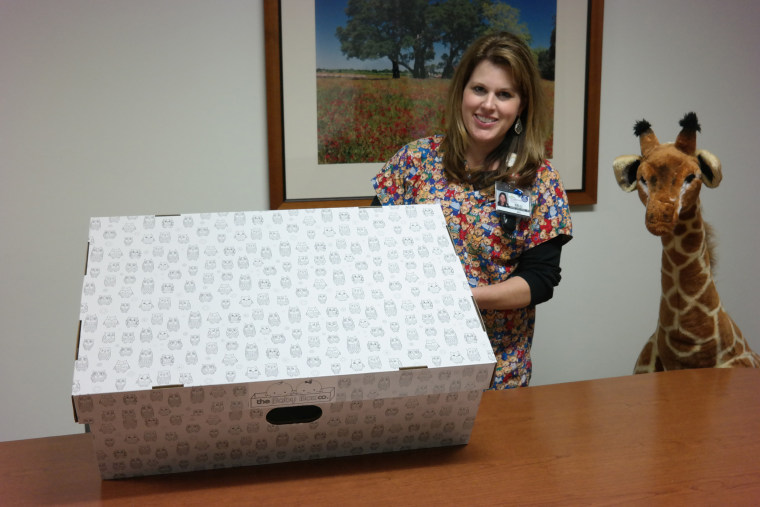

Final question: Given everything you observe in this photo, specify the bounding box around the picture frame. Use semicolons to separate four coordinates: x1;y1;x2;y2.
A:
265;0;603;209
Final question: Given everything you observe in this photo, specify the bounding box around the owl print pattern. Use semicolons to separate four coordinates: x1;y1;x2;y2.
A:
72;205;495;478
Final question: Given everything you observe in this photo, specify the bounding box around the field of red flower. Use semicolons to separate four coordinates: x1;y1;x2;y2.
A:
317;75;554;164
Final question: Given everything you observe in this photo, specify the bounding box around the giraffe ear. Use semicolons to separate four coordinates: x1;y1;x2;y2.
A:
613;155;641;192
696;149;722;188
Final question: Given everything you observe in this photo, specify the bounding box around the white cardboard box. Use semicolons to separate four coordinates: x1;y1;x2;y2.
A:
72;205;495;479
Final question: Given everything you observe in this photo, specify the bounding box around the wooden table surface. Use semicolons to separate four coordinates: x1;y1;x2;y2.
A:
2;368;759;506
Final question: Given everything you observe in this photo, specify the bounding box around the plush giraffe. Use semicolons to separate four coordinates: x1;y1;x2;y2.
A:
613;112;760;373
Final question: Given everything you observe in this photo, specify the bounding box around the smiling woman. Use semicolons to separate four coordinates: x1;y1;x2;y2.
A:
441;31;550;190
461;60;523;168
372;31;573;390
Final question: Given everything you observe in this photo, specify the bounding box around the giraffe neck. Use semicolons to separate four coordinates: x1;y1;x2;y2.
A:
657;203;725;368
659;204;713;294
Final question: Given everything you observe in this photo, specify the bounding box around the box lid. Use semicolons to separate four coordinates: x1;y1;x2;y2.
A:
72;205;494;400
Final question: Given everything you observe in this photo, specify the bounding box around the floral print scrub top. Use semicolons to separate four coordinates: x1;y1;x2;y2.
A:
372;135;572;389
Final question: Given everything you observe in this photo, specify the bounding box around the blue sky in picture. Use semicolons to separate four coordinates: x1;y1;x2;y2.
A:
315;0;557;71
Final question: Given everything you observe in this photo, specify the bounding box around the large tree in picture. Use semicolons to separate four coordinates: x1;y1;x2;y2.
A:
336;0;436;78
481;1;531;43
430;0;488;79
536;18;556;80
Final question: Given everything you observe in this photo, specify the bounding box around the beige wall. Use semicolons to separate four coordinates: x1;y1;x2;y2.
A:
1;0;758;441
0;0;269;440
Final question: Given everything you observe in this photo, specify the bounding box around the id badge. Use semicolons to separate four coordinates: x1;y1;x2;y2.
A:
495;181;532;218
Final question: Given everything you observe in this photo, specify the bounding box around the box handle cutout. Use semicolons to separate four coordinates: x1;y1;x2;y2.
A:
266;405;323;425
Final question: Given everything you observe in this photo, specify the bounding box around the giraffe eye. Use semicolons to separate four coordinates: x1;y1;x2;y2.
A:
685;173;696;184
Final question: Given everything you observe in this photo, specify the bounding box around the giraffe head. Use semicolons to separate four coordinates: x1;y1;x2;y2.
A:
613;112;722;236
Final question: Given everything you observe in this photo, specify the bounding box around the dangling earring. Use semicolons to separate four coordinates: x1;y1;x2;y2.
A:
514;118;523;135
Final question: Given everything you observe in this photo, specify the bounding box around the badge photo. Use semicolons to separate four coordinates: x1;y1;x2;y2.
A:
495;181;532;218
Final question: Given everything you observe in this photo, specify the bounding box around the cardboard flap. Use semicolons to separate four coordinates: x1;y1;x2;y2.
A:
72;206;494;400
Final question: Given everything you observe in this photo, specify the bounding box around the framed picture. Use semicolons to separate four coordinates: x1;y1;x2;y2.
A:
265;0;603;209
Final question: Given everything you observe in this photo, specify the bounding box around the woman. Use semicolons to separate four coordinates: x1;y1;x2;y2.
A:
371;32;572;388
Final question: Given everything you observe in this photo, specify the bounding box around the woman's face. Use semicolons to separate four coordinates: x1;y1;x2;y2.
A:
461;59;522;161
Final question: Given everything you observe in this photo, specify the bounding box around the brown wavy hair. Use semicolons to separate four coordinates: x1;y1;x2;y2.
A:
441;31;550;189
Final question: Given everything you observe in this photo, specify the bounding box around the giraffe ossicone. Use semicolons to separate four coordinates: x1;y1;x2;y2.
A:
613;112;759;373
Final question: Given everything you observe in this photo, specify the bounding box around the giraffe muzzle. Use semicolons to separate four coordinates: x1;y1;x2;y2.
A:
645;202;676;236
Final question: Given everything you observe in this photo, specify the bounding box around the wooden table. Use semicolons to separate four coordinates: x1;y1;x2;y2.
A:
2;368;759;505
